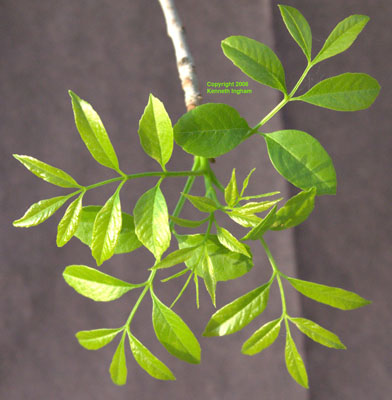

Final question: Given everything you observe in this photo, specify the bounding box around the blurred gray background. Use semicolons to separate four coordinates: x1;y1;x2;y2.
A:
1;0;390;399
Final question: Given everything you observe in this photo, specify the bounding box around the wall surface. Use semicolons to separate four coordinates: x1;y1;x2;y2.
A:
1;0;390;399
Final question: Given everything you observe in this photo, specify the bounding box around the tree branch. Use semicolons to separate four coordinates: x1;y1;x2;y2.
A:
158;0;202;111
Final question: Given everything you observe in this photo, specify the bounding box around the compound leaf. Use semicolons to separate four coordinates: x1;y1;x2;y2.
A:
201;248;217;306
279;5;312;60
128;332;175;380
230;199;281;215
242;318;281;355
222;35;286;93
138;94;173;169
290;317;346;349
153;247;199;270
313;15;369;64
216;225;251;258
286;277;371;310
134;185;171;260
240;168;256;197
270;188;316;230
63;265;143;301
76;328;122;350
297;73;380;111
264;130;336;195
69;91;121;173
183;194;219;213
110;336;127;386
152;292;201;364
174;103;250;158
13;154;81;188
242;205;278;240
169;215;209;228
13;194;73;228
285;328;309;388
225;169;240;207
204;283;270;337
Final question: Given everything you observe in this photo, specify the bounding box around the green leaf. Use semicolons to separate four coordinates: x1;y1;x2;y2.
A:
296;73;380;111
270;188;316;231
230;199;281;215
13;194;73;228
173;103;250;158
133;185;171;260
242;318;281;355
138;94;173;169
153;247;199;270
290;317;346;349
74;206;142;254
91;188;122;266
151;292;201;364
225;169;240;207
63;265;143;301
240;168;256;197
110;336;127;386
127;332;175;380
279;5;312;60
285;328;309;388
241;191;280;201
69;90;121;172
227;212;262;228
183;194;219;213
216;225;251;258
169;215;209;228
201;248;217;306
177;234;253;282
56;193;84;247
76;328;122;350
13;154;81;188
313;15;369;64
221;36;286;93
264;130;336;195
286;277;371;310
204;283;270;337
242;205;278;240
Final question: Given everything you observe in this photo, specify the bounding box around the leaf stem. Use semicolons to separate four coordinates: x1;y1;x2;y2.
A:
288;62;313;98
170;271;194;308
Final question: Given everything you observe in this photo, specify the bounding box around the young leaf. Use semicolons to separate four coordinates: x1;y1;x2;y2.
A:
201;248;217;306
263;130;336;195
225;169;240;207
177;234;253;282
76;328;122;350
151;292;201;364
69;90;121;173
270;188;316;231
290;317;346;349
63;265;143;301
173;103;250;158
242;205;278;240
110;336;127;386
296;73;380;111
241;191;280;201
138;94;173;169
127;332;175;380
13;155;81;188
230;199;281;215
183;194;219;213
153;247;199;270
204;283;270;337
221;36;286;93
216;225;251;258
74;206;142;254
242;318;281;355
91;188;122;266
56;193;84;247
240;168;256;197
133;185;171;260
169;215;209;228
285;328;309;388
313;15;369;64
286;277;371;310
227;211;262;228
13;194;73;228
279;5;312;60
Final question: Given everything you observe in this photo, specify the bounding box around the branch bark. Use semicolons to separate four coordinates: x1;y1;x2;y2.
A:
158;0;202;111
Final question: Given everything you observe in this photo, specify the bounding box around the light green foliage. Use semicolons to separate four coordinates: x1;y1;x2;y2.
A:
174;103;250;157
264;130;337;195
138;94;173;169
222;36;286;93
63;265;143;301
12;4;379;390
297;73;380;111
